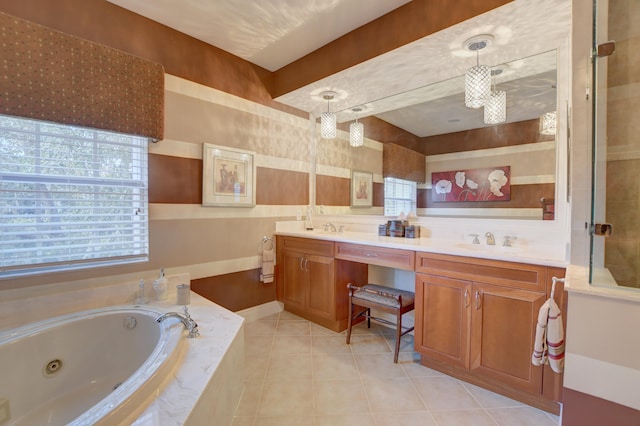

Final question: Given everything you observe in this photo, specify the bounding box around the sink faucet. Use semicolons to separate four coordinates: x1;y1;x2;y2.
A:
156;307;199;338
485;232;495;245
324;222;337;232
503;235;517;247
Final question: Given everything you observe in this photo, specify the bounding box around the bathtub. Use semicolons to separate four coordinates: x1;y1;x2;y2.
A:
0;306;184;426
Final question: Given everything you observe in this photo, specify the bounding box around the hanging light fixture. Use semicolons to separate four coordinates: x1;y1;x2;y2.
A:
539;111;557;135
464;35;493;109
320;91;337;139
349;107;364;147
484;68;506;124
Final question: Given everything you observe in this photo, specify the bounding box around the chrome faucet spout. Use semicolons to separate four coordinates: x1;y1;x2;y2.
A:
156;309;200;338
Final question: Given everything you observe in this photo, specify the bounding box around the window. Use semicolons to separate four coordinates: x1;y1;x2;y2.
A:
384;177;417;216
0;114;149;278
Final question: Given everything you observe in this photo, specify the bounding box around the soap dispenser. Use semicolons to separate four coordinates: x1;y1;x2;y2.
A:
134;279;149;305
152;268;169;301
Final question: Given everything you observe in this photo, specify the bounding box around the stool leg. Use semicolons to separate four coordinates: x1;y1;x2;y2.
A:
367;308;371;329
394;310;402;363
346;298;353;345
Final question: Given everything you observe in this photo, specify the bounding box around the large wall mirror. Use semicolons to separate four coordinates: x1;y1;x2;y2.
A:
337;49;558;221
275;0;571;224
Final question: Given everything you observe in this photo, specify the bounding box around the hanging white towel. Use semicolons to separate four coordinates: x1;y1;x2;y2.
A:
261;248;275;283
546;299;564;373
532;300;550;367
532;297;564;373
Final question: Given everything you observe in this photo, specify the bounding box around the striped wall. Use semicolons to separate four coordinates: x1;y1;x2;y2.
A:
0;0;558;310
150;75;382;310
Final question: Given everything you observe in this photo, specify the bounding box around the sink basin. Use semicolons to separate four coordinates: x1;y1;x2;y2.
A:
452;243;521;253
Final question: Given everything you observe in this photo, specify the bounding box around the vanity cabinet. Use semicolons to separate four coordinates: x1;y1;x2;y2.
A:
276;236;367;332
415;252;564;413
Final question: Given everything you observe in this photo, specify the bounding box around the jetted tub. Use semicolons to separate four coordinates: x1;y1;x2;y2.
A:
0;306;185;426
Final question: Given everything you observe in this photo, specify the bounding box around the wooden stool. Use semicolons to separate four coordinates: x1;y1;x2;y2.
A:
346;283;415;363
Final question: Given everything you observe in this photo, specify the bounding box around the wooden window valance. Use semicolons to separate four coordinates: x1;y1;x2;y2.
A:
383;143;426;183
0;12;164;141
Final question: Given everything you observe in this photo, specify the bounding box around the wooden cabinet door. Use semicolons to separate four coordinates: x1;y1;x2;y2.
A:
470;283;545;394
415;273;472;369
282;250;307;312
305;255;335;320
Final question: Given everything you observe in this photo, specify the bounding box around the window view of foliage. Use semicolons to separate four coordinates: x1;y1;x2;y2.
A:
0;115;148;276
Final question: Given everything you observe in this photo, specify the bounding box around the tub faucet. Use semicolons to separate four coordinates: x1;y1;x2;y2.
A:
156;307;199;338
485;232;495;245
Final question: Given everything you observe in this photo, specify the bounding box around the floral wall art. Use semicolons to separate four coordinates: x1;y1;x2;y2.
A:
431;166;511;202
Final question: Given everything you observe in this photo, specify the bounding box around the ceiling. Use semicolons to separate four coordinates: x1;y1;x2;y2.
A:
107;0;571;138
106;0;411;72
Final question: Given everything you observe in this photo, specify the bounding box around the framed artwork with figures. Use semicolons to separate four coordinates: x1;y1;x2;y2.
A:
202;143;256;207
351;170;373;208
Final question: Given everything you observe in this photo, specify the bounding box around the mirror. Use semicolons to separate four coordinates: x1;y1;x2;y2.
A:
337;50;558;220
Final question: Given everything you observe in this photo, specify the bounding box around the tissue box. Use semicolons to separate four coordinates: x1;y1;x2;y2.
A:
404;225;419;238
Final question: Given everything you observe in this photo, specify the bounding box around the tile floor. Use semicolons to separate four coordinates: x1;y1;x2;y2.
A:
233;310;561;426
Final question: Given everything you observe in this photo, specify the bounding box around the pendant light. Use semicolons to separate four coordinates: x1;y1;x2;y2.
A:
320;91;337;139
484;67;506;124
464;35;493;109
349;107;364;147
539;111;557;135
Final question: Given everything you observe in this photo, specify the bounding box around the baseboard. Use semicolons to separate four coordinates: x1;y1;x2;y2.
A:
236;300;283;322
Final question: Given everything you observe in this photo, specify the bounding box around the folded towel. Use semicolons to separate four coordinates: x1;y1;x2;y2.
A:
261;248;274;283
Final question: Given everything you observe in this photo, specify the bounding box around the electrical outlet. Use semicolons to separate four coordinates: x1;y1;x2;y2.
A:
0;399;10;425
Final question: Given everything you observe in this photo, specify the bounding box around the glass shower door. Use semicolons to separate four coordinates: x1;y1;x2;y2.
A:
590;0;640;289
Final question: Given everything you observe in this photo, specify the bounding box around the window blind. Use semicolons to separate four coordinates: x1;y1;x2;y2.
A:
0;114;149;277
384;177;417;216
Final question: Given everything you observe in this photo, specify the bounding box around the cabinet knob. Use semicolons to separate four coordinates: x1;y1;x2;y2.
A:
464;289;470;307
475;291;482;310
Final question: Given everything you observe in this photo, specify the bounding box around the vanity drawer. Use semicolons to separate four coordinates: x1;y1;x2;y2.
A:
280;236;334;257
335;242;414;271
415;252;546;292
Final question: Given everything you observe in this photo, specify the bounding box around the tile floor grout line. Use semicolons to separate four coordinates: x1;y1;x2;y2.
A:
253;311;280;422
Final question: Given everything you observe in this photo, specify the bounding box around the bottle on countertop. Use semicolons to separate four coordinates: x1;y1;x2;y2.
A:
152;268;169;301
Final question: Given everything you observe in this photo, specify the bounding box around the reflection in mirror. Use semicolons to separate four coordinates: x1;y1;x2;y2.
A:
338;50;558;221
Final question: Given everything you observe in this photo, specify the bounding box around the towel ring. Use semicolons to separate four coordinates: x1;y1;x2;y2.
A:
260;236;274;252
551;276;565;299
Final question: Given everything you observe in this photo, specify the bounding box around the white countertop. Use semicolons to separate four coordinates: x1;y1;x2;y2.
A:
275;228;568;268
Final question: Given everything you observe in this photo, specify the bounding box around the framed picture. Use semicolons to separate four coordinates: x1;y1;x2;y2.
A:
202;143;256;207
351;170;373;208
431;166;511;203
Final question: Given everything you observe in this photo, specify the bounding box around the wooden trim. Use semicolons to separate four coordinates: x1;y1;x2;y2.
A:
256;168;309;205
280;236;334;257
419;119;555;156
271;0;512;97
335;243;415;271
415;252;546;292
383;143;426;183
316;174;350;206
191;269;276;312
149;154;202;204
562;388;640;425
